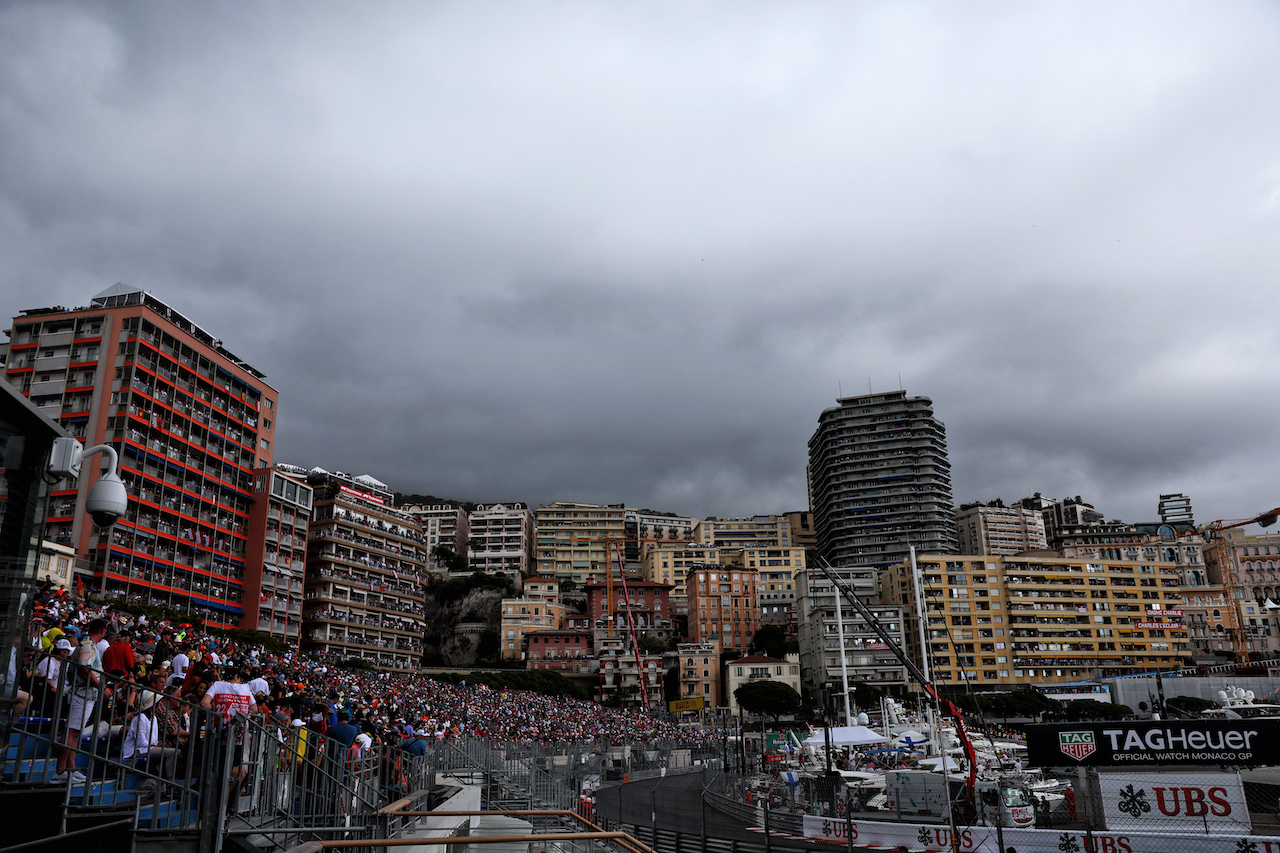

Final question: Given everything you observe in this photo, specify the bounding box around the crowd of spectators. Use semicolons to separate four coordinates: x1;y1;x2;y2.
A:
16;579;717;757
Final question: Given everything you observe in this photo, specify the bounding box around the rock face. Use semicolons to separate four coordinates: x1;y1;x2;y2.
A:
421;586;504;667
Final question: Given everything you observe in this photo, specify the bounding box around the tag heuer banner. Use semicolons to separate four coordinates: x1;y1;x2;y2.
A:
1026;720;1280;767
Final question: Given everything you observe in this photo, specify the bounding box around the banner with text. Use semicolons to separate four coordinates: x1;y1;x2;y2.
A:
1027;721;1280;767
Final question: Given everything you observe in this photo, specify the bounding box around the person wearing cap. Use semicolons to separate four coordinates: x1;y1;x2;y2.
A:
123;689;178;782
53;618;108;785
37;638;73;687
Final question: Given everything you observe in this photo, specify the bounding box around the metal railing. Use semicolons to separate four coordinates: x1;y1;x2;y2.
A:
4;651;439;851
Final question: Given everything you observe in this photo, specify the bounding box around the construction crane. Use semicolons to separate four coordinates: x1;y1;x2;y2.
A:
813;557;980;818
1196;508;1280;665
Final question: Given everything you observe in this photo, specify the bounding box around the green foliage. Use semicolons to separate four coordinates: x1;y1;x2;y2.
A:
335;657;377;672
433;669;589;700
853;683;885;708
943;687;1062;719
427;571;513;604
751;626;788;659
430;545;470;575
1165;695;1220;715
735;680;802;719
604;683;640;708
638;634;674;654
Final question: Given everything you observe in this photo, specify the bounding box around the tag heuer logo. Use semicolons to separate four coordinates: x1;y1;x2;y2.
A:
1059;731;1097;761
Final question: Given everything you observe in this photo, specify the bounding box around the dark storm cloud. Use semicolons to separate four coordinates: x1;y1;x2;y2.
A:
3;1;1280;523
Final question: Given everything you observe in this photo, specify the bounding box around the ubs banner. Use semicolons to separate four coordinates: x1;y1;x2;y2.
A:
1026;720;1280;767
1098;771;1249;833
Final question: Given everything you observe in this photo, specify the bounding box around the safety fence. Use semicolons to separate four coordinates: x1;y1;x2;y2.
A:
4;650;442;850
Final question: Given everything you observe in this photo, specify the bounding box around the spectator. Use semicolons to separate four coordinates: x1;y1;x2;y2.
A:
53;618;108;785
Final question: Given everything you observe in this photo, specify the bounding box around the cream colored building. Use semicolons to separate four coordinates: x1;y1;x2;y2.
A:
499;591;568;659
955;502;1048;555
724;653;801;714
693;515;791;550
534;501;627;585
881;554;1188;687
643;544;729;599
467;502;535;580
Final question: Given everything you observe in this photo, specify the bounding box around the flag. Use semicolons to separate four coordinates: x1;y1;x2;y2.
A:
75;575;84;598
393;570;399;581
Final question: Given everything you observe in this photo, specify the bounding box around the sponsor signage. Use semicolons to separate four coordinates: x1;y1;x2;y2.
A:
1135;621;1182;629
339;485;386;505
1099;771;1248;833
667;697;705;713
799;812;1278;853
1146;609;1183;618
1028;721;1280;767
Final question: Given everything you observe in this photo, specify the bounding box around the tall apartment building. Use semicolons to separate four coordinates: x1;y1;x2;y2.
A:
693;516;791;549
807;391;958;575
243;465;313;647
794;566;908;699
1158;493;1195;526
467;502;534;579
534;501;627;585
1218;530;1280;605
685;565;759;654
881;555;1188;687
955;502;1047;555
302;469;427;672
402;504;469;575
0;285;279;629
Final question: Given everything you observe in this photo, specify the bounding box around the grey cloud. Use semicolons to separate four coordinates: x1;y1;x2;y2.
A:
3;1;1280;523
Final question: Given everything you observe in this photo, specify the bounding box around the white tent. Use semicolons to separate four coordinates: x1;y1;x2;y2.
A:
802;726;888;747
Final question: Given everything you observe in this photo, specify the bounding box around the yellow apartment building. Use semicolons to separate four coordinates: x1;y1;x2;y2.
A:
880;554;1188;687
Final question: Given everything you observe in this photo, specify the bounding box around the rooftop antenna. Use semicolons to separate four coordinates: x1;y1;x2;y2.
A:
898;372;903;390
867;378;872;393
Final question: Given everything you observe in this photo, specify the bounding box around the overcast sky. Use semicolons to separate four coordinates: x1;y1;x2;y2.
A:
4;2;1280;525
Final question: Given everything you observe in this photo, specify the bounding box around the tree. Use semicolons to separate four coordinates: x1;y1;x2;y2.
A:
430;544;468;575
735;680;802;728
853;682;885;710
751;626;788;659
638;635;673;654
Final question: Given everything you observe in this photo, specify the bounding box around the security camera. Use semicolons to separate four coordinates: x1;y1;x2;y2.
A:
86;471;128;528
50;440;130;528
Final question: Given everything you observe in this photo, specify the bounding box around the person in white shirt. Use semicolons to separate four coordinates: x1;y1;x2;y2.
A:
37;639;73;687
123;691;177;779
170;646;190;681
246;669;269;697
95;630;112;657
